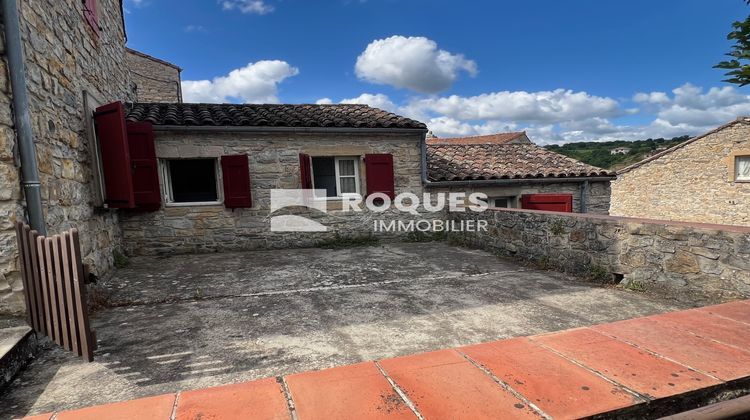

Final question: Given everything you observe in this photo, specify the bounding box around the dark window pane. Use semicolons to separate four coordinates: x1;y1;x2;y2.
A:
312;157;336;197
169;159;217;202
494;198;509;208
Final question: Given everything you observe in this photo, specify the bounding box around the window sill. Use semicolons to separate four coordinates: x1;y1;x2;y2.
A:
312;196;361;202
165;201;223;207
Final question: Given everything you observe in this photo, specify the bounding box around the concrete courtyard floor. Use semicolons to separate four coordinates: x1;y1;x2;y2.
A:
1;242;691;418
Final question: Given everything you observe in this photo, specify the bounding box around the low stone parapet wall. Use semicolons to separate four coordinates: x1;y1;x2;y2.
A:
449;208;750;302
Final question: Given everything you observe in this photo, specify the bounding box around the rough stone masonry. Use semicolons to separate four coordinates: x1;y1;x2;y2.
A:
450;208;750;303
0;0;135;313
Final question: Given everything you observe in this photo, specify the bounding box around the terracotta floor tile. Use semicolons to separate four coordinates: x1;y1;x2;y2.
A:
21;414;53;420
379;349;540;419
649;309;750;349
55;394;176;420
175;377;290;420
696;301;750;325
460;338;638;419
593;318;750;381
285;362;415;420
531;328;720;399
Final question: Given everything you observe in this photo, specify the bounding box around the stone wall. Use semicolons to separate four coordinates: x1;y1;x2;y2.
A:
611;120;750;226
125;48;181;103
0;0;135;313
119;130;428;255
450;208;750;303
427;180;611;214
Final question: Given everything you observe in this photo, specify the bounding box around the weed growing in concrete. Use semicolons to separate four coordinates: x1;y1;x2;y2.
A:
536;255;551;270
624;280;646;292
87;285;114;312
586;264;611;283
113;250;129;269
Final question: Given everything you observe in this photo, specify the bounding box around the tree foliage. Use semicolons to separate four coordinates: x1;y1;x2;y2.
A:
545;136;691;170
715;1;750;86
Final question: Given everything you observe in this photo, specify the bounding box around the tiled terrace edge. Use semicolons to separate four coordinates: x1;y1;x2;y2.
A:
21;301;750;419
450;208;750;302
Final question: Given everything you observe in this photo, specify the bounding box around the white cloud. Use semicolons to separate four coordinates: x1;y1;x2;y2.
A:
322;83;750;145
340;93;399;112
633;91;670;105
409;89;622;124
355;36;477;94
315;98;333;105
634;83;750;133
221;0;274;15
182;60;299;103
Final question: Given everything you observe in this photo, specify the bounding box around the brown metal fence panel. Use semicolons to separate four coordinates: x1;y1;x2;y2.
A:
15;222;96;362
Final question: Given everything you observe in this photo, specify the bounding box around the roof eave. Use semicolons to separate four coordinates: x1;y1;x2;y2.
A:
424;175;616;187
150;124;428;134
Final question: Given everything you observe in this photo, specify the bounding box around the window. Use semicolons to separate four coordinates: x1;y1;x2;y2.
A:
489;197;515;208
736;156;750;182
311;156;360;198
162;159;221;204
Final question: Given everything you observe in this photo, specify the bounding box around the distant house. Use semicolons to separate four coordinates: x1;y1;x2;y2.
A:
610;147;631;155
427;131;531;145
125;48;183;103
105;103;428;254
611;118;750;226
426;133;614;213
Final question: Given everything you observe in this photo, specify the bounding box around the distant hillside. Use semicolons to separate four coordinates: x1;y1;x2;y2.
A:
544;135;691;171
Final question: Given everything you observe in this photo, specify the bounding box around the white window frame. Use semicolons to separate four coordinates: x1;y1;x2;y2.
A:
160;158;223;207
311;156;361;200
736;156;750;182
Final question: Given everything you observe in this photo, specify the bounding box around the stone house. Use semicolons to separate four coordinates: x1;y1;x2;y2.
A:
103;103;428;255
0;0;138;313
610;147;630;155
125;48;182;103
611;118;750;226
426;135;614;214
427;131;532;145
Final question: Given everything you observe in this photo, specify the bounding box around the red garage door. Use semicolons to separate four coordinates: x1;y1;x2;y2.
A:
521;194;573;212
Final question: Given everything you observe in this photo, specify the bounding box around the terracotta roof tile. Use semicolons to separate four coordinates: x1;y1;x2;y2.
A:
427;132;528;145
427;144;613;181
124;103;427;130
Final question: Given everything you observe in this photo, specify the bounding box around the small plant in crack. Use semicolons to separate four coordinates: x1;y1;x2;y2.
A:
586;264;611;283
624;280;646;292
113;250;129;269
550;220;565;236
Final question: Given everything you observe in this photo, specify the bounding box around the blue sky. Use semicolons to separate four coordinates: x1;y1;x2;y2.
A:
124;0;749;144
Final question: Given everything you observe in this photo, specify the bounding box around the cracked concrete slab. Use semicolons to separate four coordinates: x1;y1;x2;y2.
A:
0;242;690;418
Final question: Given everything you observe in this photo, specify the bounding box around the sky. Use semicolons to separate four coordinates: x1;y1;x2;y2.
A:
124;0;750;144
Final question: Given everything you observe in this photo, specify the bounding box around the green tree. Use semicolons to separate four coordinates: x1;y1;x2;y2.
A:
715;1;750;86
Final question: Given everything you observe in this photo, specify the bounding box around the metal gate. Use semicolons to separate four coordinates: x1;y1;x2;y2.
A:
14;222;96;362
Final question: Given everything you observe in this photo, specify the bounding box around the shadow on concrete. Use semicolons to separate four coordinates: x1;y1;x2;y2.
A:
1;242;691;418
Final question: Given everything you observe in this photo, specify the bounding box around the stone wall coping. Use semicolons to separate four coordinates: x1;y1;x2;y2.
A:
485;207;750;234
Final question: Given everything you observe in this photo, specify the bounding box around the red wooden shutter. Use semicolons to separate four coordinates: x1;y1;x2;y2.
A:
94;102;134;208
126;122;161;211
83;0;99;35
299;153;313;189
521;194;573;212
365;154;395;199
221;155;252;208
